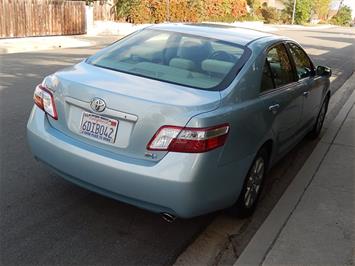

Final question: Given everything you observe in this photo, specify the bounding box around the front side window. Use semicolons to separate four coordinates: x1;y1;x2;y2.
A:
260;60;275;93
266;44;294;88
288;43;314;79
87;29;248;90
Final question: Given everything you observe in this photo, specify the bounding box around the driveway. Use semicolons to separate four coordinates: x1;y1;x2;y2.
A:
0;26;354;265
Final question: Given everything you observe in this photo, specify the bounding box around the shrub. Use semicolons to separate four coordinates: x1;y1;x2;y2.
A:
203;0;247;21
113;0;137;22
294;0;311;24
331;5;352;26
312;0;331;21
168;0;200;22
130;0;154;23
114;0;247;24
260;4;280;23
283;0;312;24
247;0;261;15
279;10;291;24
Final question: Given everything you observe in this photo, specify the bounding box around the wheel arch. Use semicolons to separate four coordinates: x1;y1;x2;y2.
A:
259;139;273;170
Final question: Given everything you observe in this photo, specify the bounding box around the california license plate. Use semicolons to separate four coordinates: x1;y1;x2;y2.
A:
79;112;118;144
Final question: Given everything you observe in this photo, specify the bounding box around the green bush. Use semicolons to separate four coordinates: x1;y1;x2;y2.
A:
283;0;312;24
295;0;311;24
331;5;352;26
312;0;331;20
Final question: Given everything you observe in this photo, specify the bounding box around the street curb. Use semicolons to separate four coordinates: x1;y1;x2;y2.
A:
174;215;245;266
235;74;355;265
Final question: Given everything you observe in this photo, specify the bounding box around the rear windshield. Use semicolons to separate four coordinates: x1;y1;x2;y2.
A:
87;29;249;91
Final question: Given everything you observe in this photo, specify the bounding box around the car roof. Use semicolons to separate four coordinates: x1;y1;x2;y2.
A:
149;23;277;46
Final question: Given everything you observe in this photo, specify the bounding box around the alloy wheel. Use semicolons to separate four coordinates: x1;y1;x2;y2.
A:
244;157;265;208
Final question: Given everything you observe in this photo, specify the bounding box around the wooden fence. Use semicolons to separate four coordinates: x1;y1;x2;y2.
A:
0;0;86;38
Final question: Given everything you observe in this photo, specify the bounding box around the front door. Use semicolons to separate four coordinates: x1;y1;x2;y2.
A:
287;42;323;128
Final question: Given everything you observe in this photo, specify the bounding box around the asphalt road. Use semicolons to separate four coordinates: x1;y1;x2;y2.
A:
0;27;354;266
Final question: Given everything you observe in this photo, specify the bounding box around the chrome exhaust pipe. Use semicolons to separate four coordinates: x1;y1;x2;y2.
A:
161;213;176;223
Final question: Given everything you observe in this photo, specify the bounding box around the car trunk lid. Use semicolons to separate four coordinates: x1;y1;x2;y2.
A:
43;62;221;161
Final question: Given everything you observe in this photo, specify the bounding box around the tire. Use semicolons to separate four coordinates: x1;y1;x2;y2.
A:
228;147;269;218
309;95;329;139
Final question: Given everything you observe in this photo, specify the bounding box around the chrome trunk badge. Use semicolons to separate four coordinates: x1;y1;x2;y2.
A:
90;98;106;112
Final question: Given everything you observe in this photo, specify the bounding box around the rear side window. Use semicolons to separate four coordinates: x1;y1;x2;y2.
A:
266;44;294;88
87;29;249;91
288;43;314;79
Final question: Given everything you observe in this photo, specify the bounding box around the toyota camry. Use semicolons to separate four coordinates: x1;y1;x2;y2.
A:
27;24;331;219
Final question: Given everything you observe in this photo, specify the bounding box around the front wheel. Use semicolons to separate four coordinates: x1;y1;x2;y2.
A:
228;148;269;218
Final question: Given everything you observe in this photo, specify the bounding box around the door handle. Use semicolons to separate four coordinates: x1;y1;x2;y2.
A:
268;104;280;114
303;91;309;97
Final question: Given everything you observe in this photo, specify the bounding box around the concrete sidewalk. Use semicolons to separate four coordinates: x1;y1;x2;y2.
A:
0;35;120;54
236;74;355;265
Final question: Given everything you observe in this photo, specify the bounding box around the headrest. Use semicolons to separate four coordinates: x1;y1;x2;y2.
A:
201;59;234;75
129;46;155;61
169;58;196;71
179;41;211;63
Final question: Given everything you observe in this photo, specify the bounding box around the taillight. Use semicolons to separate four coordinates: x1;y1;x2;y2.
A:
33;84;58;120
147;124;230;153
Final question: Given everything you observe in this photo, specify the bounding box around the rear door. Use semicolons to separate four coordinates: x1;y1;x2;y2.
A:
260;43;304;156
286;42;323;128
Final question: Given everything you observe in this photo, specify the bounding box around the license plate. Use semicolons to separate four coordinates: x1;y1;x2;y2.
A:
79;112;118;144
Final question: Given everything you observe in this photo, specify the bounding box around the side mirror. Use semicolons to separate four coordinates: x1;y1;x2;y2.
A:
316;65;332;77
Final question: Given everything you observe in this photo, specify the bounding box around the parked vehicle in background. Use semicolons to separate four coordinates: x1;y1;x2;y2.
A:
27;24;331;219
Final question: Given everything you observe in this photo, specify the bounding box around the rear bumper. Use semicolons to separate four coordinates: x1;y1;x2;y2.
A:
27;106;253;218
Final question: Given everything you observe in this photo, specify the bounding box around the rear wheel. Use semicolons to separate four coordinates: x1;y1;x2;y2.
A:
228;148;269;218
309;95;329;139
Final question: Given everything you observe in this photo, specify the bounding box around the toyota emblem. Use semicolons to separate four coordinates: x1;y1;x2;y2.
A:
90;98;106;112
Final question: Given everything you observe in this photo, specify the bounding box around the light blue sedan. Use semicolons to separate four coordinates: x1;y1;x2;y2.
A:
27;24;331;220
